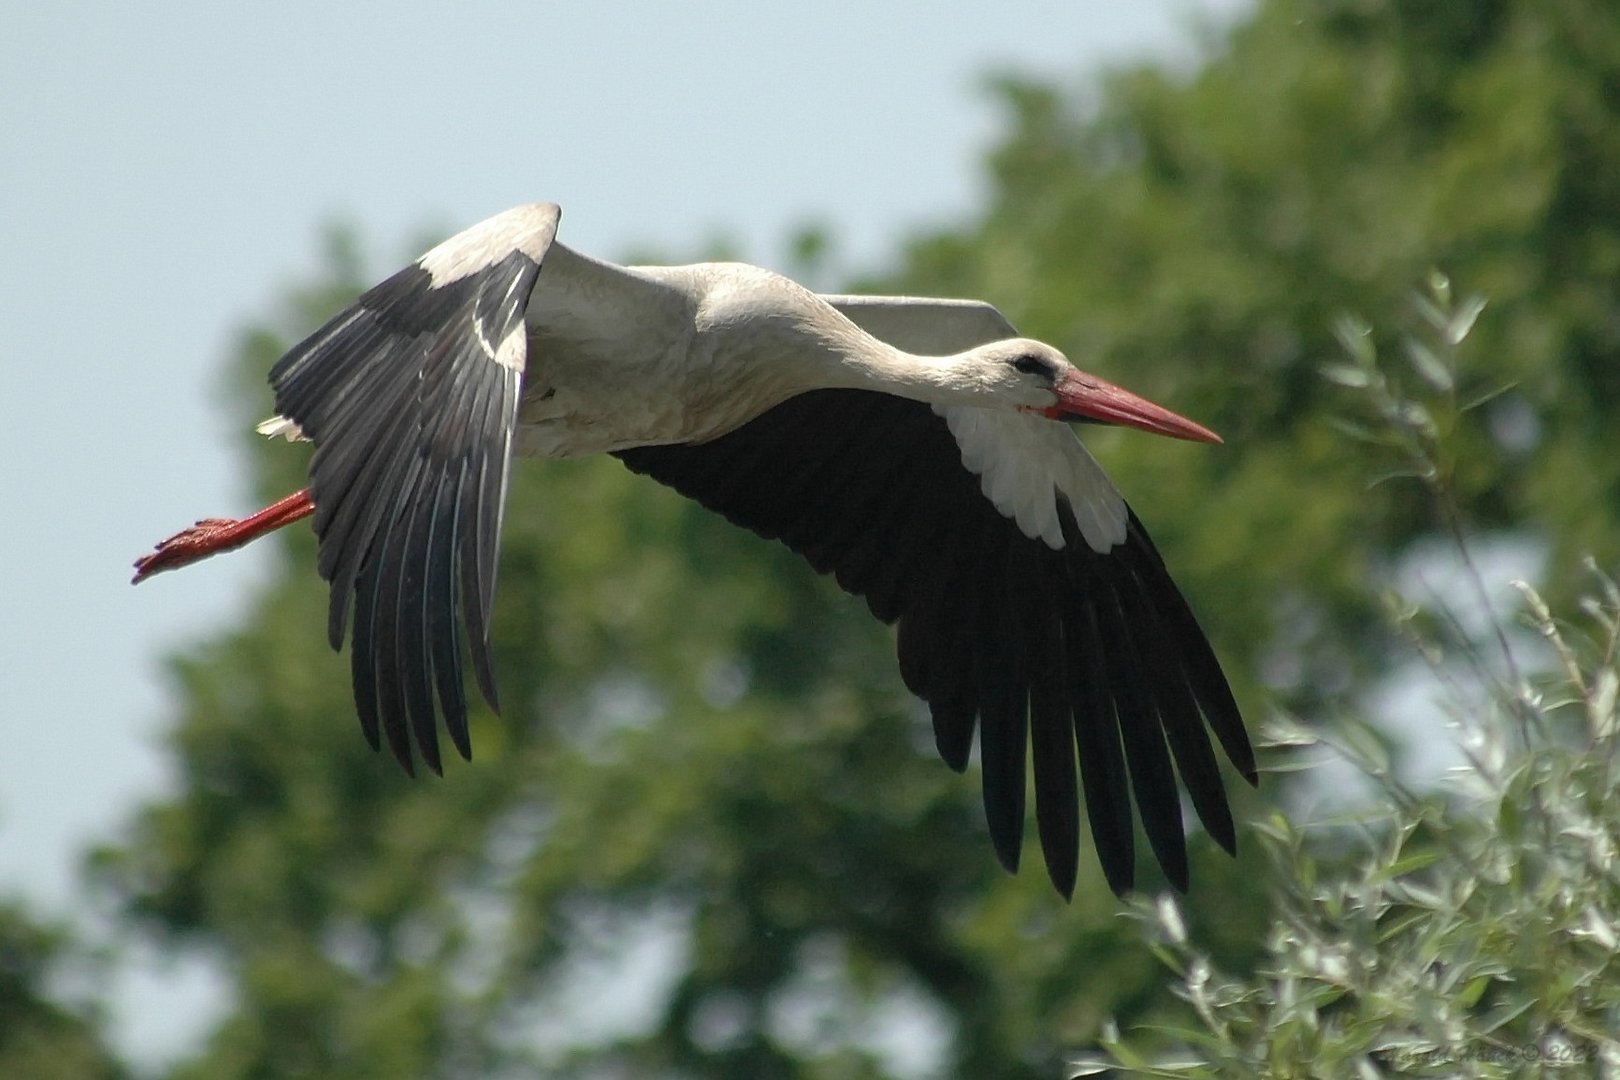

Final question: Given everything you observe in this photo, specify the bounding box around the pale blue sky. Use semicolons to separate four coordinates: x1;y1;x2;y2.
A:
2;1;1243;1066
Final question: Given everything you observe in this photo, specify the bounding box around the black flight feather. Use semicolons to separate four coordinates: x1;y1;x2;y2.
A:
268;222;552;772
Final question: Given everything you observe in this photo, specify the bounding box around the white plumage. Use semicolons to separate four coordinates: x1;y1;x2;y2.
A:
937;405;1126;552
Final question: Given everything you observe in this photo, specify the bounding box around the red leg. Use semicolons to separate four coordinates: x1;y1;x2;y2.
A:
132;488;316;584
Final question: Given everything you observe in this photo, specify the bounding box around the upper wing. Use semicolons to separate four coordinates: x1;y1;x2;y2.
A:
820;295;1018;353
266;203;560;775
615;390;1255;898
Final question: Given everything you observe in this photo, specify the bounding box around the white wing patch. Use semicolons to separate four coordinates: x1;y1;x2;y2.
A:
486;323;528;373
936;405;1127;554
418;202;561;287
256;414;306;442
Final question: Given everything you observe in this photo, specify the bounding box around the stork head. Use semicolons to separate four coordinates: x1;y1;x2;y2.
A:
979;338;1222;444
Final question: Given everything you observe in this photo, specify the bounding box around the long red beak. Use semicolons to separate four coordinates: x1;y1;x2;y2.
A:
1044;370;1222;444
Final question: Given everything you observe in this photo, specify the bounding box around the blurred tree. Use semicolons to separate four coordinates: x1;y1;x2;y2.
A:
95;0;1620;1077
0;900;125;1080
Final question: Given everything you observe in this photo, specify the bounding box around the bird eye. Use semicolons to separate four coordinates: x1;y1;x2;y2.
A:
1012;354;1054;378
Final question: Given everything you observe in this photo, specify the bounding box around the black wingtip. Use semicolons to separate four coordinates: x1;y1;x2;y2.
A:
1035;790;1080;898
445;709;474;762
387;736;416;778
1202;804;1238;858
476;661;502;715
988;820;1023;875
1145;820;1190;892
979;710;1028;877
1095;848;1134;900
982;772;1027;875
1045;851;1078;901
930;699;975;773
1122;511;1256;785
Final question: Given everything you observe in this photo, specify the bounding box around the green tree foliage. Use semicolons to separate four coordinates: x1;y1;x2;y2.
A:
91;0;1620;1076
1079;577;1620;1077
1075;294;1620;1077
0;901;125;1080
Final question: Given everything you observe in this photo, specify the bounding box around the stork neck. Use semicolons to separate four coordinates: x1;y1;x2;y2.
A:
821;329;989;408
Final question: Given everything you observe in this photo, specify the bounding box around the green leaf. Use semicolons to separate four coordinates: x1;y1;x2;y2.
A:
1445;296;1487;347
1404;337;1455;392
1322;362;1373;388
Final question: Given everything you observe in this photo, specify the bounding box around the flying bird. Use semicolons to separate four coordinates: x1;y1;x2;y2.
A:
134;202;1255;898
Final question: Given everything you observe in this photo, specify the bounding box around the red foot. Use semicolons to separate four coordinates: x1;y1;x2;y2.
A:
132;518;248;582
131;489;315;584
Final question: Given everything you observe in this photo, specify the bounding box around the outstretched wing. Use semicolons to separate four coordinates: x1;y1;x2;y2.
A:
618;290;1254;898
266;203;560;775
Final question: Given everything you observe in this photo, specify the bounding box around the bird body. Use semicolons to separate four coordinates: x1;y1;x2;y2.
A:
518;243;1064;457
136;201;1255;898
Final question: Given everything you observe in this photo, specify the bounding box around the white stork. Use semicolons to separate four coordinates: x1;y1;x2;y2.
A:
133;202;1255;898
